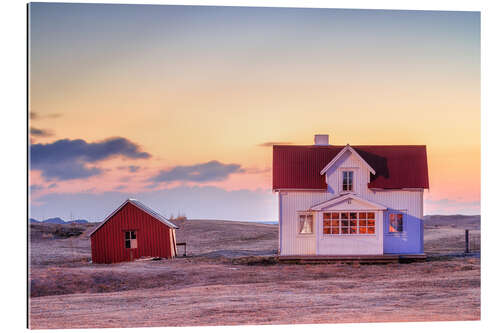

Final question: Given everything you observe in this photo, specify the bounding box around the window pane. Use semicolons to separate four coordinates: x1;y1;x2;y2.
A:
367;227;375;234
323;213;331;219
341;219;349;227
367;220;375;227
341;212;348;219
349;212;357;220
367;212;375;219
350;219;357;227
359;227;367;234
125;240;131;248
332;212;339;219
359;220;367;227
323;227;330;234
341;227;349;234
350;226;357;234
324;220;332;227
389;213;403;232
131;231;136;239
125;231;130;240
131;239;137;249
332;219;339;227
299;214;313;234
332;227;339;234
359;212;366;219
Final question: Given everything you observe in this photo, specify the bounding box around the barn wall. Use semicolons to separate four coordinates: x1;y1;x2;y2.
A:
91;203;175;264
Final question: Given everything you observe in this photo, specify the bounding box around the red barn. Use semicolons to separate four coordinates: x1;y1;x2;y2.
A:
89;198;179;264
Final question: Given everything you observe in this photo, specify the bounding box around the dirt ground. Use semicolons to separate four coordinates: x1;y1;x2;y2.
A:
28;217;480;329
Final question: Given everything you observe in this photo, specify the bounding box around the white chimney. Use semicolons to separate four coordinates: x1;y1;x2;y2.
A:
314;134;330;146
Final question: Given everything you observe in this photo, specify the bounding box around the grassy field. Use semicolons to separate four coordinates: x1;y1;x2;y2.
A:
28;216;480;329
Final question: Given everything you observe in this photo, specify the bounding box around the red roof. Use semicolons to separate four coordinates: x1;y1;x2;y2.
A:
272;145;429;190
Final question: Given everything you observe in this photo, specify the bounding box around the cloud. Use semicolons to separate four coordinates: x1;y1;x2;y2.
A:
30;127;54;137
128;165;140;173
30;184;44;192
258;142;294;147
150;160;244;184
30;111;61;120
244;167;271;174
117;165;141;173
30;137;151;181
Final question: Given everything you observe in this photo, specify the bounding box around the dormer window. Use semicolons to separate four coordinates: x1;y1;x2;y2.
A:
342;171;353;191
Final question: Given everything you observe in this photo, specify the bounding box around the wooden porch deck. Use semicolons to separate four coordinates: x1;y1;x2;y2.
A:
277;254;427;264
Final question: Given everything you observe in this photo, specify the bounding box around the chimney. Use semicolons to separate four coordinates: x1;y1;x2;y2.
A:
314;134;330;146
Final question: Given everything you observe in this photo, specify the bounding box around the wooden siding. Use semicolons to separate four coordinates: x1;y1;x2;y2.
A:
91;202;176;264
280;191;329;255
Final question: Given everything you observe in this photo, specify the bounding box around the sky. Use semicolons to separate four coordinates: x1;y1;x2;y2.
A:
28;3;480;221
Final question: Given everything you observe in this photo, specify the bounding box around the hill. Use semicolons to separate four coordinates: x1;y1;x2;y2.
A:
423;214;480;229
29;217;89;224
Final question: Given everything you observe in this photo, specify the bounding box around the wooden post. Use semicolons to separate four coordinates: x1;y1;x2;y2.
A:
465;229;470;253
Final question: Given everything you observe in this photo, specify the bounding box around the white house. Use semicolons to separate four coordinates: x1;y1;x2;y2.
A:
273;134;429;257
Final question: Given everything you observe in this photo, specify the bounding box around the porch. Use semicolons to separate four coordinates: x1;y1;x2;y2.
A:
278;253;427;264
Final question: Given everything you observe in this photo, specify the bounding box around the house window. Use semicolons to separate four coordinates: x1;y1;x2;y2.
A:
323;212;375;235
298;213;314;234
342;171;353;191
389;213;404;233
125;230;137;249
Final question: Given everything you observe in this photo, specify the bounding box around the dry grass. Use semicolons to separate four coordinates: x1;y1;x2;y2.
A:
29;217;480;329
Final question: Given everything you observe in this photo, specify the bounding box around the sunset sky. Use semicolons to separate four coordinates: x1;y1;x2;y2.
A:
28;3;480;221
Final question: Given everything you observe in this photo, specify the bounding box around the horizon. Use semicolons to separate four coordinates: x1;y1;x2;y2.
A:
29;213;481;224
29;4;480;221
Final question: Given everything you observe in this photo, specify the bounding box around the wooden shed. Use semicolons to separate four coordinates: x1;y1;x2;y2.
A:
89;198;179;264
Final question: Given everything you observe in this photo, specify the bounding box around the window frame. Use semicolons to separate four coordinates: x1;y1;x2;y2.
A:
388;212;405;233
322;211;376;236
340;169;355;192
297;212;314;235
124;230;138;249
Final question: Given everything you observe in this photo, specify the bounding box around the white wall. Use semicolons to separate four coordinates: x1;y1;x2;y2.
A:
280;191;328;255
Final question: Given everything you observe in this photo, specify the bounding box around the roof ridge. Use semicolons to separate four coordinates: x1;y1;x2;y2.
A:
89;198;179;236
274;144;427;147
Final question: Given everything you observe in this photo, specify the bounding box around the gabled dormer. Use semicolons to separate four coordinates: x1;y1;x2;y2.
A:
320;144;376;195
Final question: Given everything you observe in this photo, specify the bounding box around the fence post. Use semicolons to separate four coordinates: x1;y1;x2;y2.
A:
465;229;470;254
